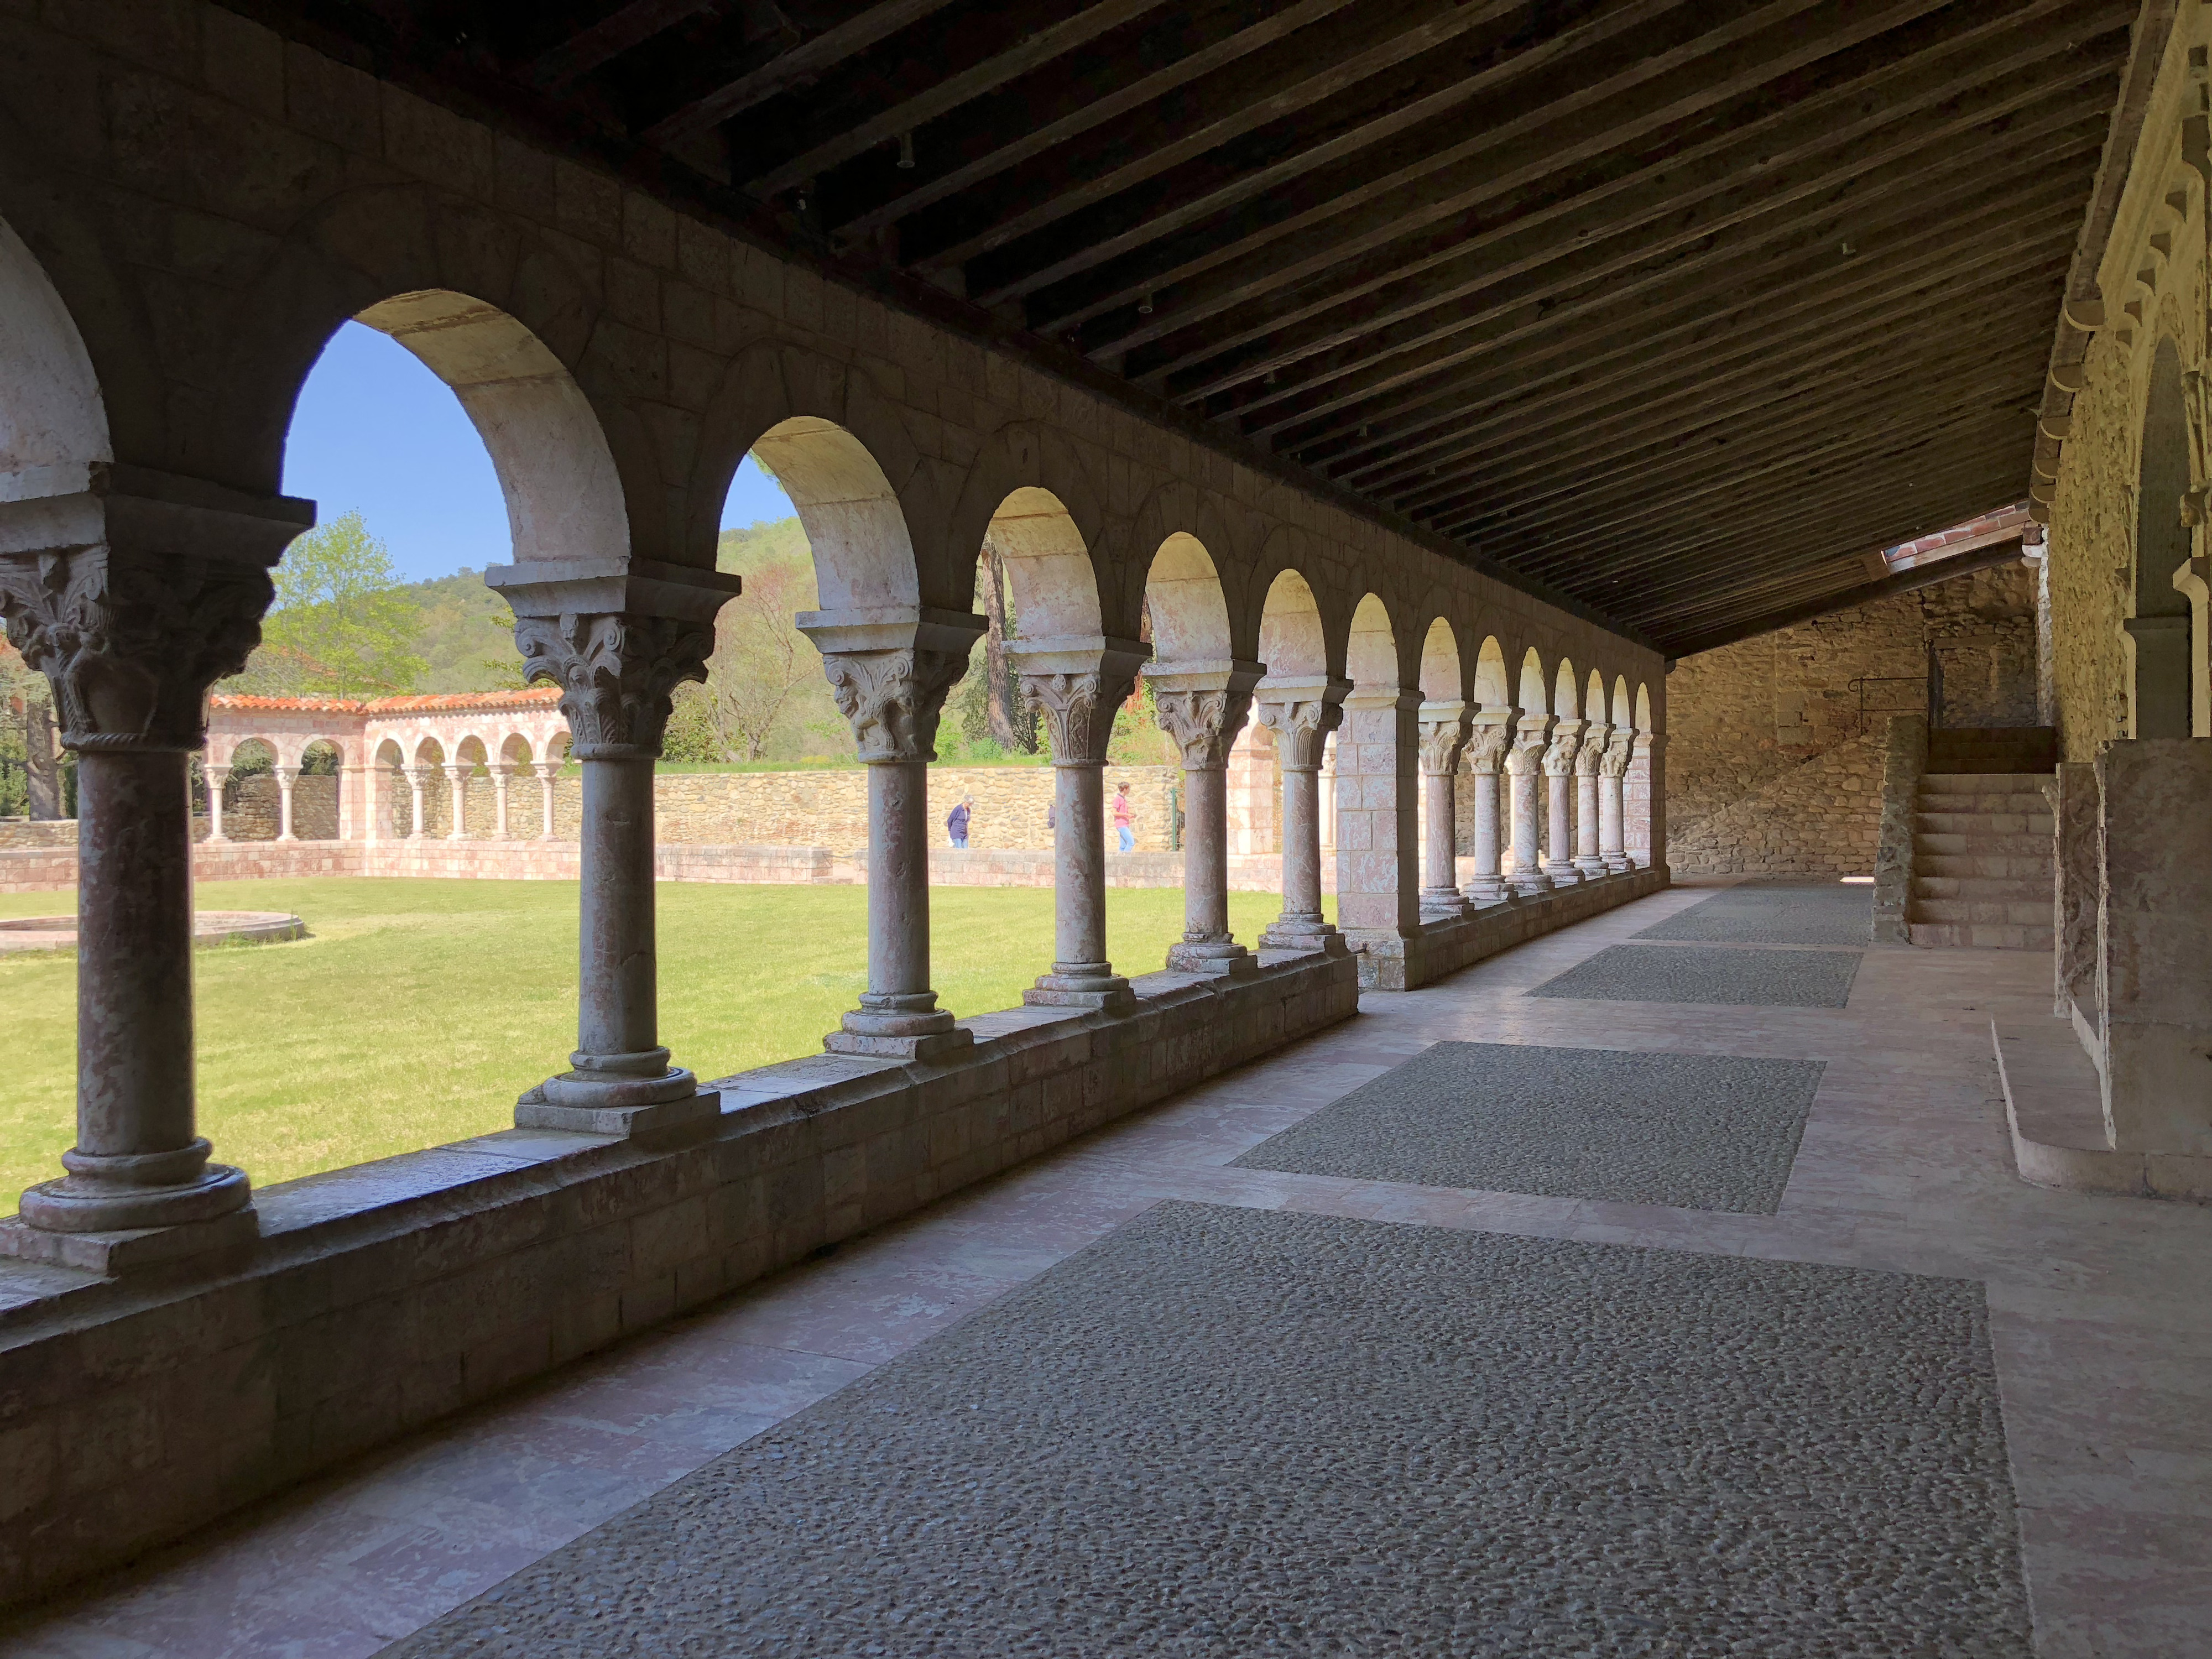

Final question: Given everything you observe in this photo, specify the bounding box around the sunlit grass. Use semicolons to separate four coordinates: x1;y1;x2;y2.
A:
0;877;1286;1207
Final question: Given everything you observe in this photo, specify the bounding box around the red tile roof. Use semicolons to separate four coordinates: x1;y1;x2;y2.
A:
210;687;564;715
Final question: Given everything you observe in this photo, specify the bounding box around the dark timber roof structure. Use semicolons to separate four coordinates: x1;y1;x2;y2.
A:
236;0;2135;656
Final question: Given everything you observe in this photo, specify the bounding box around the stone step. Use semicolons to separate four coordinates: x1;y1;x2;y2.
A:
1918;771;2052;793
1907;896;2052;926
1911;874;2049;902
1913;831;2052;857
1916;853;2053;879
1913;811;2055;836
1914;785;2053;809
1908;920;2057;950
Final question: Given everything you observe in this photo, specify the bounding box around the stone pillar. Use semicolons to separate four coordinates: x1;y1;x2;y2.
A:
493;566;739;1135
1014;636;1152;1011
274;765;299;842
1541;718;1585;885
1317;733;1337;852
489;761;514;839
2174;554;2211;737
443;763;470;840
1573;720;1609;878
203;762;232;843
1458;712;1514;905
1506;716;1553;895
801;607;988;1054
1150;661;1263;977
1626;730;1664;868
1254;677;1352;954
535;763;560;840
0;474;311;1269
2053;760;2100;1029
402;765;427;838
1416;700;1470;919
1598;728;1633;874
1334;683;1422;981
338;761;369;843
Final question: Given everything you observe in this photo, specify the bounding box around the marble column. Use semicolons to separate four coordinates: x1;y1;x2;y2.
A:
1506;715;1553;896
203;762;232;843
0;476;310;1268
274;765;299;841
1598;728;1634;874
402;765;427;838
1254;677;1352;954
801;607;988;1055
1015;636;1152;1011
493;566;739;1136
1150;661;1263;978
1458;711;1515;906
1416;700;1471;919
1573;719;1609;878
489;762;514;839
535;762;560;839
1541;717;1585;886
443;763;470;840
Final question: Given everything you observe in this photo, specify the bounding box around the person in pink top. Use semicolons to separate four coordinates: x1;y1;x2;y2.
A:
1112;782;1134;853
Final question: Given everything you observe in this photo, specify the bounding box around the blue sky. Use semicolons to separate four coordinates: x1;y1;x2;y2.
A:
281;321;797;584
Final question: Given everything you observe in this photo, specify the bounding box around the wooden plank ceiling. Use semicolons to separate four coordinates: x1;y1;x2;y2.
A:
262;0;2131;656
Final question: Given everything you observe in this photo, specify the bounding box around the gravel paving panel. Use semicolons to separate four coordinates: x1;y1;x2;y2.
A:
1530;943;1861;1008
1229;1041;1820;1212
1634;884;1873;946
391;1202;2028;1659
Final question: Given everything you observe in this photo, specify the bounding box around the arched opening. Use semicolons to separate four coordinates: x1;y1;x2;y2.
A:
1418;618;1463;702
1518;649;1550;716
1473;638;1510;708
1613;675;1632;731
2131;338;2195;738
1144;533;1242;855
1585;669;1608;731
296;739;344;842
750;415;919;613
1345;594;1397;690
1144;533;1233;665
1553;658;1580;722
1258;568;1328;679
411;737;448;837
373;738;406;838
0;213;109;496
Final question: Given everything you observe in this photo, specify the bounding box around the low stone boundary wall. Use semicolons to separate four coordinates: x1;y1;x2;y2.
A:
1356;865;1672;991
0;951;1359;1609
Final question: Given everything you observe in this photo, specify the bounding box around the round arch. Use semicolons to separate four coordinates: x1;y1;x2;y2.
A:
0;212;108;496
1584;668;1608;727
1552;658;1580;721
988;487;1101;641
1613;675;1632;729
1473;638;1511;707
1144;533;1233;665
1345;593;1397;688
1418;617;1463;701
749;414;921;612
1517;648;1550;714
1258;566;1328;679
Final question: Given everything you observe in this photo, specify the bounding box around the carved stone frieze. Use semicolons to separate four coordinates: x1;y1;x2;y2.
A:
821;646;971;763
0;546;271;752
1155;686;1255;770
513;612;715;759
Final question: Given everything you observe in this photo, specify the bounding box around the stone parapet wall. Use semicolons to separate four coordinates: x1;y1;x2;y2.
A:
1668;734;1885;878
0;953;1360;1608
0;821;74;851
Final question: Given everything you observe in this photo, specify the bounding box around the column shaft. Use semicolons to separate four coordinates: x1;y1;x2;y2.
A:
1509;766;1550;894
866;758;932;999
275;769;297;841
1599;770;1629;872
538;766;558;840
204;764;229;843
1254;682;1348;954
1181;763;1230;945
1051;761;1108;972
1462;770;1509;904
445;765;468;840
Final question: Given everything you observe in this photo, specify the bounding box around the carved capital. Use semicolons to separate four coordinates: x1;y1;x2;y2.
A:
1254;695;1345;771
1416;702;1470;776
1505;719;1552;777
513;612;714;759
1021;667;1138;765
1155;686;1255;770
821;646;971;763
1599;732;1635;778
1542;720;1585;776
1463;716;1514;775
0;545;272;753
1574;722;1610;775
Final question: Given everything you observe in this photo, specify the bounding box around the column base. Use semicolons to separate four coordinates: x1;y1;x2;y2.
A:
824;997;977;1062
17;1139;252;1234
1602;854;1632;874
1460;878;1515;907
0;1205;259;1275
1260;915;1353;956
1509;870;1554;896
1573;855;1609;879
1418;886;1468;920
1026;962;1137;1012
1540;861;1582;887
1166;938;1259;979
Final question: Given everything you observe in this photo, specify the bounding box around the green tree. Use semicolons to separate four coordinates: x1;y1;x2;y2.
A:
228;512;428;696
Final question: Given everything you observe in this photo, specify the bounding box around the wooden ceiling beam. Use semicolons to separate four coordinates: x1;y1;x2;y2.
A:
1113;0;2119;377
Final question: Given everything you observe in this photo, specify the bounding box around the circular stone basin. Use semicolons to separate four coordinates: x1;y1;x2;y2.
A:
0;911;306;954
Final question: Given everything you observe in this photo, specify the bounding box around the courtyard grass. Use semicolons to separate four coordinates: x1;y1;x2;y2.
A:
0;878;1287;1207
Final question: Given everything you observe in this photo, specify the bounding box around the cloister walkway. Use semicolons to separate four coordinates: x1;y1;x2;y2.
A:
6;885;2205;1658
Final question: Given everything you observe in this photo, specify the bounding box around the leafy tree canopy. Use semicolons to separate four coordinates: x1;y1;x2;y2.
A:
227;512;429;697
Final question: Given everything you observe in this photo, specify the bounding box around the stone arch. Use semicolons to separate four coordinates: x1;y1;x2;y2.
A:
1635;683;1653;732
2131;335;2194;738
1473;637;1511;708
500;732;535;765
295;735;348;771
1143;533;1233;665
742;413;921;614
1418;617;1464;701
989;487;1102;643
412;735;446;766
1553;658;1580;721
1585;668;1608;727
1518;648;1550;715
1130;479;1250;654
0;211;109;498
1258;566;1328;679
1345;594;1398;688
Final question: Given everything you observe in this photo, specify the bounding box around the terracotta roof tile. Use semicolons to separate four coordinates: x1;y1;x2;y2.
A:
210;687;564;715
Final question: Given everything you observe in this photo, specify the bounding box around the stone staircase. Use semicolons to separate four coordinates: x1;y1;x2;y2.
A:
1906;727;2057;950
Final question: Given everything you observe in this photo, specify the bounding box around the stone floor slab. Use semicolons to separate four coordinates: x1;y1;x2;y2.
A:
1632;882;1874;946
387;1201;2030;1659
1230;1041;1820;1213
1530;942;1863;1007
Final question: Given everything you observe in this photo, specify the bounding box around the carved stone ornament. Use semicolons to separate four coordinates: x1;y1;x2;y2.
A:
1542;727;1584;776
514;611;715;759
1022;667;1139;765
0;546;271;752
1155;686;1255;770
2183;366;2212;525
1574;724;1610;775
1416;713;1470;776
1504;723;1552;776
821;646;971;763
1253;695;1344;771
1463;718;1514;775
1600;732;1635;778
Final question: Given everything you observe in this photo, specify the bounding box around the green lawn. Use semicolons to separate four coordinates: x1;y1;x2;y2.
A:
0;878;1289;1206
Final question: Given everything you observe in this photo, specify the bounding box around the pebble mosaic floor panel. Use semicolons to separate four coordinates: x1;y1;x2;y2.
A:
1633;882;1874;946
1230;1041;1822;1212
390;1202;2030;1659
1530;942;1863;1008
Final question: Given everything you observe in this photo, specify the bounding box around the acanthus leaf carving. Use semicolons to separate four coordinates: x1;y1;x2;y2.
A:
1155;686;1254;770
1599;732;1635;778
1574;725;1609;775
513;611;714;758
1504;721;1552;776
1416;713;1469;776
1022;667;1138;765
1253;695;1344;771
1541;726;1584;776
0;546;272;752
821;646;970;763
